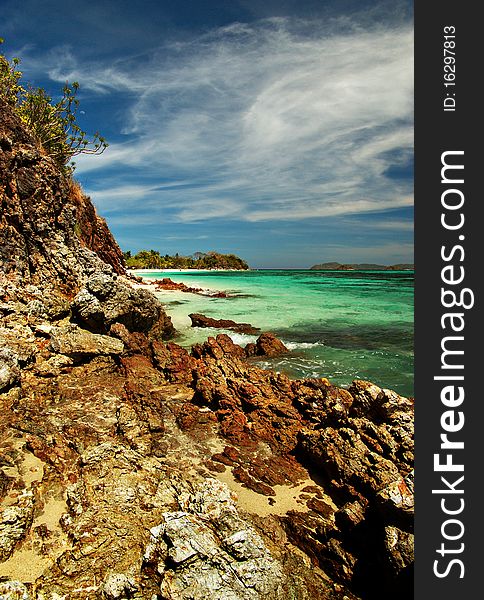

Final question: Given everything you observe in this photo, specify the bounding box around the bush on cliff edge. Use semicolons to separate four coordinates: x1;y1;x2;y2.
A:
0;38;107;174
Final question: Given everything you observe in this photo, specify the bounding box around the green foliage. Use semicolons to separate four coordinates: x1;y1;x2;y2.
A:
17;83;107;173
0;40;23;106
124;250;249;270
0;39;107;173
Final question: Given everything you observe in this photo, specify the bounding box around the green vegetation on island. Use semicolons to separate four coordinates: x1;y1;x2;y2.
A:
123;250;249;270
310;262;414;271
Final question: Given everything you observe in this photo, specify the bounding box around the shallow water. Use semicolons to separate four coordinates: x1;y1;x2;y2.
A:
142;270;414;397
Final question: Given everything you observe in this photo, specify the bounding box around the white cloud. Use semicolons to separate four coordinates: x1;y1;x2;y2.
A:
41;17;414;223
366;219;414;232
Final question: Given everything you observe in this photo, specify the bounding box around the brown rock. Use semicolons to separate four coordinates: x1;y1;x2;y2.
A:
384;526;414;574
307;497;333;517
154;278;230;298
71;272;176;340
255;332;288;356
189;313;261;335
244;342;258;357
48;325;124;359
164;342;197;383
70;181;125;275
191;334;246;359
232;466;276;496
0;99;124;292
109;322;152;357
211;453;235;466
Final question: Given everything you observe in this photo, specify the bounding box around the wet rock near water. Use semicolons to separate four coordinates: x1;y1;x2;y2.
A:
154;278;230;298
253;332;289;357
189;312;261;335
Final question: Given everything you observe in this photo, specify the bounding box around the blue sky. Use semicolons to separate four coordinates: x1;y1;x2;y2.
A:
2;0;413;268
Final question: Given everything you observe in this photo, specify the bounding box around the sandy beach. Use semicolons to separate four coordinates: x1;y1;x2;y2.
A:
128;268;242;274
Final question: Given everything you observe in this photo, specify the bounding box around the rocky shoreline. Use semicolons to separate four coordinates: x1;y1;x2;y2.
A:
0;99;413;598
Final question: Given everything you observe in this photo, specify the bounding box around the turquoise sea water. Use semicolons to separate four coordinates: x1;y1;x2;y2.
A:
141;270;414;397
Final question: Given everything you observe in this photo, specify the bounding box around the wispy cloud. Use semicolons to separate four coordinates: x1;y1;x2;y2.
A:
368;220;414;232
31;16;412;225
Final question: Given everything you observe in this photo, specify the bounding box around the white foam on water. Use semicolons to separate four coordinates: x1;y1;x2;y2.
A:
225;332;259;345
284;341;322;350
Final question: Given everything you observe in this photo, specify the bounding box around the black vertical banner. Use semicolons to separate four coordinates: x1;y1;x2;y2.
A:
415;2;481;598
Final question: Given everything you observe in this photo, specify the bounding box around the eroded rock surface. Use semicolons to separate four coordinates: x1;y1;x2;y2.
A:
72;272;175;340
0;99;124;290
145;479;284;600
0;281;413;599
0;99;413;599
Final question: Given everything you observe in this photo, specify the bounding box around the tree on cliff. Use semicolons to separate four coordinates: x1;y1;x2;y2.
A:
0;39;107;173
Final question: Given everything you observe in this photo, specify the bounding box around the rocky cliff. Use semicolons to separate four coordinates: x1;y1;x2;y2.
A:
0;99;124;290
0;100;413;599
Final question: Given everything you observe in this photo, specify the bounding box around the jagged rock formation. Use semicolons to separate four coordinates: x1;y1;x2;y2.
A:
0;100;413;598
69;181;125;275
0;98;124;289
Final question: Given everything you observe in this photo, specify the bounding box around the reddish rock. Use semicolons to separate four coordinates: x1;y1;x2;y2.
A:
71;181;125;275
302;485;324;497
109;322;152;357
255;332;288;357
223;445;240;462
175;403;216;431
165;342;197;383
244;342;258;357
151;340;197;384
204;460;226;473
191;335;246;360
189;313;261;335
211;453;235;466
233;466;276;496
292;379;353;427
193;353;302;451
307;498;333;517
151;340;172;369
154;278;229;298
218;410;253;447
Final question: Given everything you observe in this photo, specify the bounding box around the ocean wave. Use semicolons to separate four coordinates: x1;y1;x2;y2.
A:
225;332;258;345
284;341;322;350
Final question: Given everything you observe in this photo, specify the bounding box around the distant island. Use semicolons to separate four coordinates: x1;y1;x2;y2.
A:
310;262;414;271
123;250;249;270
